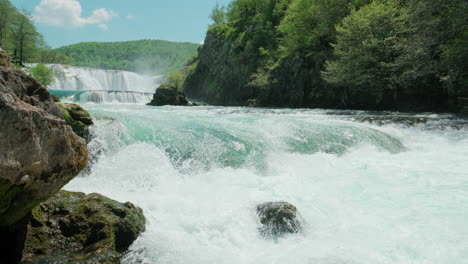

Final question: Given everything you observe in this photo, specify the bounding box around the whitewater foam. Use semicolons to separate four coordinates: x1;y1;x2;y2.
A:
42;64;161;104
66;104;468;264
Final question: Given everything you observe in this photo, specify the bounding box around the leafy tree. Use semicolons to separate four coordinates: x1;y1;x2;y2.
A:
10;10;39;66
322;1;410;91
0;0;13;48
210;3;227;25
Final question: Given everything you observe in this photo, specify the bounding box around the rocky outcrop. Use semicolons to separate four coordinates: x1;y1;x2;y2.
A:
21;191;146;264
0;66;88;226
0;66;88;263
184;33;258;106
257;202;303;237
57;102;94;138
148;84;188;106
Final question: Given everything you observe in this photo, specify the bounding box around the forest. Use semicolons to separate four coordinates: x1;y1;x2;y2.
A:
185;0;467;111
0;0;68;66
55;40;201;74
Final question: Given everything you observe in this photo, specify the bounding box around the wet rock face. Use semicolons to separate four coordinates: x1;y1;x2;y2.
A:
58;102;94;138
21;191;146;264
0;66;88;226
148;84;188;106
257;202;303;237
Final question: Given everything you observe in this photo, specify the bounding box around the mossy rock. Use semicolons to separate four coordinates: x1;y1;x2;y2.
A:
57;103;93;138
148;84;188;106
21;191;146;264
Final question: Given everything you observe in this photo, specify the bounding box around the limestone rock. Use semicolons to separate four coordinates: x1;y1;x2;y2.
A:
57;102;93;138
0;66;88;226
257;201;303;237
148;84;188;106
21;190;146;264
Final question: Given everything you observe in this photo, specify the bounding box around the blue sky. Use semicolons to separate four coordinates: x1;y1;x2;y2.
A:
11;0;232;48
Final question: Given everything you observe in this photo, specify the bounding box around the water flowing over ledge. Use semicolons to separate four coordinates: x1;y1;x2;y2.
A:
43;64;162;104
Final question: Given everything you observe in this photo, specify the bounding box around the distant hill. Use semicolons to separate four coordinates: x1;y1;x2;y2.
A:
55;40;201;75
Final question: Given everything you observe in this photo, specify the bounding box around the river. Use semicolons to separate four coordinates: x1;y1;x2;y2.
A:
62;103;468;264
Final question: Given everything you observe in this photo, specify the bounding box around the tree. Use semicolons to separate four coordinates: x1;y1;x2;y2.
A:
10;10;38;65
322;1;410;92
0;0;13;48
210;3;226;25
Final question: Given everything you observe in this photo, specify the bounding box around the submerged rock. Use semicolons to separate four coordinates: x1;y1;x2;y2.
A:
57;102;94;138
21;190;146;264
148;84;188;106
257;202;303;237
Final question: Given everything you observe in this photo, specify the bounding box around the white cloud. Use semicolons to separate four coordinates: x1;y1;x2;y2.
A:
98;24;108;31
33;0;117;30
125;15;135;20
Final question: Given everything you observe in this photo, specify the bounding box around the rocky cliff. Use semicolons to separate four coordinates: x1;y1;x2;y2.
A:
185;32;466;113
184;33;258;106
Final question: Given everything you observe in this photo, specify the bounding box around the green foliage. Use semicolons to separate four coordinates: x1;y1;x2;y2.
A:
55;40;201;74
323;0;468;96
0;0;66;65
166;71;186;91
210;4;227;25
29;63;54;86
323;1;409;90
189;0;466;109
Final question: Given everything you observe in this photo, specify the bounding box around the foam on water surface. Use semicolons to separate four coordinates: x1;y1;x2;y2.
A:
66;104;468;264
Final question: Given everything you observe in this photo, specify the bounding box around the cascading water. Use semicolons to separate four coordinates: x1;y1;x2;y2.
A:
65;104;468;264
45;64;161;103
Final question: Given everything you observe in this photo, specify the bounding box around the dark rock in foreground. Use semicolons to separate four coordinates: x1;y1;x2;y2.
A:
257;201;303;237
148;84;188;106
0;66;88;227
0;66;89;264
21;191;146;264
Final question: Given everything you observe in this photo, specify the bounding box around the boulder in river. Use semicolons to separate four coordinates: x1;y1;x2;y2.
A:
21;190;146;264
257;201;303;237
148;84;188;106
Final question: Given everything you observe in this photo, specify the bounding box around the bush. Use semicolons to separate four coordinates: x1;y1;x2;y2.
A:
29;64;54;86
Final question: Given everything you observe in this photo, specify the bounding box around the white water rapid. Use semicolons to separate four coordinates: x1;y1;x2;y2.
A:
65;104;468;264
46;64;161;104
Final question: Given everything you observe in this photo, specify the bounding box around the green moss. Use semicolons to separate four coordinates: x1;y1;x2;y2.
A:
22;191;146;263
57;103;87;137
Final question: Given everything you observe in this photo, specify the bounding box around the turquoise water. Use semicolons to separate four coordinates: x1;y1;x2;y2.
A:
66;104;468;264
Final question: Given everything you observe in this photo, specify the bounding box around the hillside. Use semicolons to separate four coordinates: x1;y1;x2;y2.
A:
184;0;467;112
55;40;201;74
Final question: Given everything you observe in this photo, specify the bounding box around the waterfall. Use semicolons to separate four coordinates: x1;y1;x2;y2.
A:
44;64;162;104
